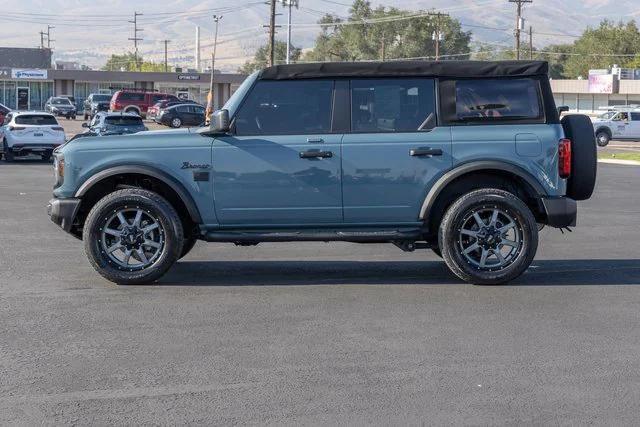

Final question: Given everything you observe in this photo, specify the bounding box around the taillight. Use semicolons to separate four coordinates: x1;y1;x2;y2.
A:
559;138;572;179
8;126;25;131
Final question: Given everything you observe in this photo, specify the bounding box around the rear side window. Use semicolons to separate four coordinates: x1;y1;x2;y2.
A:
105;117;143;126
235;80;334;135
15;115;58;125
630;112;640;121
119;92;145;102
351;79;436;132
455;79;542;122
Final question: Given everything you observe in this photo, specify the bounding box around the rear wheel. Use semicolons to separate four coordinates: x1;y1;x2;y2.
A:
596;130;610;147
83;188;184;285
170;117;182;128
438;188;538;285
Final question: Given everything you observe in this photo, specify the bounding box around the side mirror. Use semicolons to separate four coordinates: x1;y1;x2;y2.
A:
210;109;230;133
557;106;569;115
81;122;89;128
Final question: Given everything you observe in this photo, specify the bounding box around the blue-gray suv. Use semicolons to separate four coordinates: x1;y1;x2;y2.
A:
47;60;597;285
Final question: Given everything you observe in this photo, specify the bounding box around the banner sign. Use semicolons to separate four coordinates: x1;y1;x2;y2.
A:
11;69;48;80
588;74;614;94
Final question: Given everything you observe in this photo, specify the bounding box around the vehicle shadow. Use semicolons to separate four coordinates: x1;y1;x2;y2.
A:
156;259;640;287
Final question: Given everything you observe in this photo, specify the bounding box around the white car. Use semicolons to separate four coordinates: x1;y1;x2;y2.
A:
0;112;65;162
592;110;640;147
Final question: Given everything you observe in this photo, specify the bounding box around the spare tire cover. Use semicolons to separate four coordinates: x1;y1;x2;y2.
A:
561;114;597;201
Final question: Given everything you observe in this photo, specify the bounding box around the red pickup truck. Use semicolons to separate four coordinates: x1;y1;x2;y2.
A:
110;90;180;118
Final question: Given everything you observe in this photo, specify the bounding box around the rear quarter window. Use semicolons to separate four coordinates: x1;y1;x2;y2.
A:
450;78;544;124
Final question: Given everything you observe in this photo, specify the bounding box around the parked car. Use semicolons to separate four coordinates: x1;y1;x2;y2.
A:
2;112;65;161
591;109;640;147
0;102;10;125
48;60;597;286
157;103;206;128
109;90;180;118
80;111;147;136
83;93;112;120
147;99;199;121
45;97;77;119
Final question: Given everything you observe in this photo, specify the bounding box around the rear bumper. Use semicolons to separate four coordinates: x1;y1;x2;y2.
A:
47;197;81;235
541;196;577;228
8;143;61;154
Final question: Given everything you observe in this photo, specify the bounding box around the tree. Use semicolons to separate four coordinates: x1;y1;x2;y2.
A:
302;0;471;62
240;41;301;74
103;52;165;72
559;20;640;78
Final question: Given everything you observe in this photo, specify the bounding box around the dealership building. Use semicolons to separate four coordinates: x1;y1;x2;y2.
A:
0;47;245;111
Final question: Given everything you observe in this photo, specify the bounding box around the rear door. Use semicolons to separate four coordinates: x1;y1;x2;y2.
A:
213;79;343;225
341;78;452;223
627;112;640;138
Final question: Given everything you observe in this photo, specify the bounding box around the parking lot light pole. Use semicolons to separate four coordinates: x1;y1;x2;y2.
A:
207;15;222;123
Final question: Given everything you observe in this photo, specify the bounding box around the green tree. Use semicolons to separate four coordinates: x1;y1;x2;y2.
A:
560;20;640;78
303;0;471;62
240;41;302;73
103;52;165;72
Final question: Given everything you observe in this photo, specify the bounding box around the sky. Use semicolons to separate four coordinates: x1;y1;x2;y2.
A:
0;0;637;72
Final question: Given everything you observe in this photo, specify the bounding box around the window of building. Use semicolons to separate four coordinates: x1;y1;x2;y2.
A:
351;78;436;132
455;78;542;122
234;80;334;135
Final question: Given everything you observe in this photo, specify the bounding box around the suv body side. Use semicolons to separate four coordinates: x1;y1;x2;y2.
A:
110;91;180;117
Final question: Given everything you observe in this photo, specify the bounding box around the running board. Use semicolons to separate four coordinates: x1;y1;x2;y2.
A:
202;229;423;243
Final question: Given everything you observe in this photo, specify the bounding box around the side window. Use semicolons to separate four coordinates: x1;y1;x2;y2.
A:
234;80;334;135
176;105;189;113
630;112;640;121
351;79;436;132
454;79;542;122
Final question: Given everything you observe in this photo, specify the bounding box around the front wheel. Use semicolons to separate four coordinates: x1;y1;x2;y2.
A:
438;188;538;285
83;188;184;285
596;131;610;147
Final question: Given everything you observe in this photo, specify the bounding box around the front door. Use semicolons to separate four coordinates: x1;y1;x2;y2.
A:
17;87;29;110
213;79;342;226
341;78;452;223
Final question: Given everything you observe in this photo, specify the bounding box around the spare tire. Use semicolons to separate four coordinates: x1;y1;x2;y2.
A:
561;114;597;201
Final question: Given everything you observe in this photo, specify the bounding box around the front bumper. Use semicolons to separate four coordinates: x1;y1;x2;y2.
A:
47;197;81;235
541;196;577;228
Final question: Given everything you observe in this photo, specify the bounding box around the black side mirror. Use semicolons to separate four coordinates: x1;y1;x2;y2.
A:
557;106;569;115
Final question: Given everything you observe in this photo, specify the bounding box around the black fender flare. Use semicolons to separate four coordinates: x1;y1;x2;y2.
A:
419;161;548;220
74;165;203;224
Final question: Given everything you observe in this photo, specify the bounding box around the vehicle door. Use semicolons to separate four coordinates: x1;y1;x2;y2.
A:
191;105;206;126
627;112;640;138
341;78;452;223
610;112;630;138
213;79;342;226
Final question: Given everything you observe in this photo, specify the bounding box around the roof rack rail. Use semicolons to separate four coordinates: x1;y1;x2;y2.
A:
109;87;159;93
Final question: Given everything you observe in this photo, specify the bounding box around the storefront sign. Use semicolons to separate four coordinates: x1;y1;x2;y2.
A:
178;74;200;81
11;68;48;80
588;74;614;94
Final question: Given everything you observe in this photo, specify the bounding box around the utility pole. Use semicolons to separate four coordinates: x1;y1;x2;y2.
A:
529;26;533;60
39;30;46;49
509;0;532;60
46;25;55;49
268;0;277;67
207;15;222;123
282;0;298;64
163;40;170;72
430;12;448;61
128;12;144;71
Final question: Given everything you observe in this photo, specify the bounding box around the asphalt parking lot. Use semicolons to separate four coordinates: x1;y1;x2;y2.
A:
1;159;639;424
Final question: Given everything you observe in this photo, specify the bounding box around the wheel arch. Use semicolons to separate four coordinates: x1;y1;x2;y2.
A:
595;126;612;137
420;161;547;232
123;105;141;115
74;165;202;228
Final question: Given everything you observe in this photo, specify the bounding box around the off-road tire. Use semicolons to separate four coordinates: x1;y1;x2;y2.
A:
180;237;198;260
438;188;538;285
83;188;184;285
3;140;13;162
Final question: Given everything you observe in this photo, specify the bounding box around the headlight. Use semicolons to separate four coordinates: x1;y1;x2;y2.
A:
53;155;65;186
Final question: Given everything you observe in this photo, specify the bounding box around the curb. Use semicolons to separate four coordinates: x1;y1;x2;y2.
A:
598;158;640;166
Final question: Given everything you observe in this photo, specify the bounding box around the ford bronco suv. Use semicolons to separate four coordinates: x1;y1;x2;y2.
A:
47;61;597;285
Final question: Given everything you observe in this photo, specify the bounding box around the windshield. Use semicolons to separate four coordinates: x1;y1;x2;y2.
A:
15;115;58;125
51;98;72;105
105;117;144;126
93;95;111;102
598;111;617;120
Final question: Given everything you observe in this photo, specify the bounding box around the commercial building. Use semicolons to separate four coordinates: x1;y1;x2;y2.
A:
0;47;245;111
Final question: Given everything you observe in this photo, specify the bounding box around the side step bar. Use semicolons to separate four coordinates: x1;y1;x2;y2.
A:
202;229;423;243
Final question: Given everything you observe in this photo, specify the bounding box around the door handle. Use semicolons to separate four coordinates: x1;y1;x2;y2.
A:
300;150;333;159
307;137;324;143
410;147;443;157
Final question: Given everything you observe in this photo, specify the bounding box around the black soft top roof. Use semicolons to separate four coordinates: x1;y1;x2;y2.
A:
258;60;549;80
